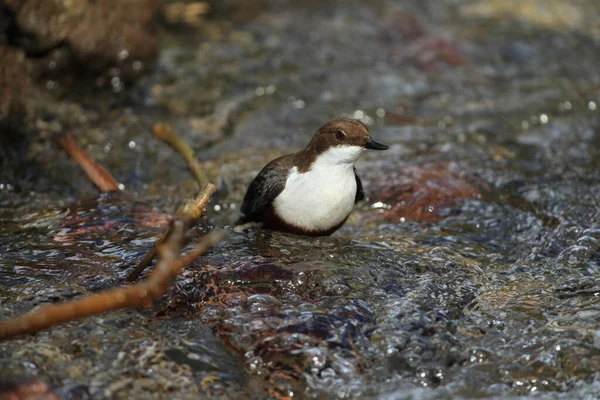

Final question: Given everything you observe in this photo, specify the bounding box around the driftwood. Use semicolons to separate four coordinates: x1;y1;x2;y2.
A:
153;122;209;190
125;122;213;281
0;223;223;340
57;133;120;192
0;126;221;340
126;183;216;281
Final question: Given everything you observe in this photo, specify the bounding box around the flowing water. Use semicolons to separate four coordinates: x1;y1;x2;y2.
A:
1;0;600;398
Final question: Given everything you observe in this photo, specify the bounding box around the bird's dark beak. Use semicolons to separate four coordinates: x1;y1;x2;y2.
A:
364;139;389;150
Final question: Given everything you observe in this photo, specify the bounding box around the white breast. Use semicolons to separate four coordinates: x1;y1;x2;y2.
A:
273;146;364;231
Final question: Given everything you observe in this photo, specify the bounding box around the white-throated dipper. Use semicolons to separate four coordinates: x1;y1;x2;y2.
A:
239;117;388;236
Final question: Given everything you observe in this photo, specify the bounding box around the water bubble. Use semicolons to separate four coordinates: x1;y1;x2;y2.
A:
372;202;386;209
128;141;136;149
118;49;129;60
254;87;265;96
46;80;55;90
376;108;385;118
265;84;276;94
361;115;374;125
589;101;597;111
214;204;221;211
305;348;326;373
405;353;421;368
563;101;572;110
540;114;549;124
293;99;305;109
132;61;143;71
521;121;529;129
118;183;125;190
111;76;123;92
246;356;263;373
353;110;365;119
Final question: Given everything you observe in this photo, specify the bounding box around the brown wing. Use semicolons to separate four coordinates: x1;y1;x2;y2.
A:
240;160;289;222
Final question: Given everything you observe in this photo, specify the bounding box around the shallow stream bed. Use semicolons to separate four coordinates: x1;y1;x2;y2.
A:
1;1;600;398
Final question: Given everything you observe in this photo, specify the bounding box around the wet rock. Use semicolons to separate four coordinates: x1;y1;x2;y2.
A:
233;263;295;282
2;0;159;75
381;12;468;70
52;384;90;400
178;261;375;397
370;164;485;223
0;44;30;132
0;379;60;400
53;191;170;243
13;343;72;370
161;1;209;30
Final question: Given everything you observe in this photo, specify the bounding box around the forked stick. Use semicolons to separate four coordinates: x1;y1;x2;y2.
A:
0;226;224;340
126;123;213;281
126;183;216;282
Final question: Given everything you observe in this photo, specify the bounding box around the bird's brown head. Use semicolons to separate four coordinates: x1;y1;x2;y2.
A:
307;117;388;155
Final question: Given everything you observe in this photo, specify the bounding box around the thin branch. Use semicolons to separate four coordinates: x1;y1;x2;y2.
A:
153;122;209;190
0;228;224;340
0;128;225;340
125;183;217;282
57;133;120;192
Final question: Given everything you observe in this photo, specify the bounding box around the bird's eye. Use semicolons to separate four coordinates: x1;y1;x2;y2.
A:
336;130;346;139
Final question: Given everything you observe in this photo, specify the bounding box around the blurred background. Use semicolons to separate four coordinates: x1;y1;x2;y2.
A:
1;1;600;399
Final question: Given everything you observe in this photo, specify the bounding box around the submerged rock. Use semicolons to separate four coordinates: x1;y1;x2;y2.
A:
370;164;485;223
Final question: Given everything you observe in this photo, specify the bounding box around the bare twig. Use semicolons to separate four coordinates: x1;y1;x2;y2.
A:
126;183;217;282
125;123;213;281
0;227;224;340
57;133;120;192
0;124;224;340
0;126;226;340
153;123;209;190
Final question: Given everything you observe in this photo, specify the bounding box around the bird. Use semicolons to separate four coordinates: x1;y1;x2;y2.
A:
238;117;388;236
